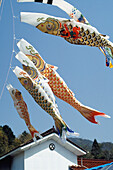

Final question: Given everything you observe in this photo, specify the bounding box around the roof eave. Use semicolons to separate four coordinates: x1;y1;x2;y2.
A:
0;133;86;160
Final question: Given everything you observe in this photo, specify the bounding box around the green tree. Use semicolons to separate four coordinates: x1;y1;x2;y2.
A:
13;138;22;147
0;130;9;156
2;125;15;145
19;131;32;143
99;150;110;160
0;125;32;157
91;139;101;159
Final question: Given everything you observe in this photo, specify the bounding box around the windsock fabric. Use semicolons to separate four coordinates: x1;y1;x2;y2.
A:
18;0;113;66
0;0;2;6
17;39;110;124
6;84;41;139
13;66;79;141
17;0;89;25
15;51;57;106
20;12;113;59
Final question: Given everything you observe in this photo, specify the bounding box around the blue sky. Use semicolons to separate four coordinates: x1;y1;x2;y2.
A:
0;0;113;143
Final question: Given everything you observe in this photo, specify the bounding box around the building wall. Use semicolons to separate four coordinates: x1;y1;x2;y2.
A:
0;156;12;170
24;139;77;170
11;152;24;170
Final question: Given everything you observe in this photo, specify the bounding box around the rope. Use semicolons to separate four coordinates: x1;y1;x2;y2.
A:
0;0;2;6
0;0;5;21
0;0;16;100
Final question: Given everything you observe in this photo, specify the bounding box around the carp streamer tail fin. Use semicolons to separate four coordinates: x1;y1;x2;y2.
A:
28;125;43;141
79;104;110;124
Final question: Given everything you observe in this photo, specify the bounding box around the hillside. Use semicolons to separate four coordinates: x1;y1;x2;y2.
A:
69;137;113;160
0;125;113;160
69;137;93;151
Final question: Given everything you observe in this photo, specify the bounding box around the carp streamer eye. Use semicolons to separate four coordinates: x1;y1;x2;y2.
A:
18;92;21;95
46;24;52;30
24;80;28;85
32;59;37;66
12;90;14;95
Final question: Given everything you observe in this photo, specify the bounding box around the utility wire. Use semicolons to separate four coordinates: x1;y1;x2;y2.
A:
0;0;16;100
0;0;5;21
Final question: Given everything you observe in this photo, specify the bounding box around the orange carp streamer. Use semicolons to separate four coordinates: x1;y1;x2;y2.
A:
17;39;110;124
13;67;79;142
7;84;42;140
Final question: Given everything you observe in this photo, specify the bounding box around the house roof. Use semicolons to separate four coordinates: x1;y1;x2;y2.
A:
87;162;113;170
0;127;87;161
78;158;113;169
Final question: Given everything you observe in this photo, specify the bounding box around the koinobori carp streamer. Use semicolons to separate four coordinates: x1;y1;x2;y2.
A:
6;84;42;140
17;38;110;124
13;66;79;141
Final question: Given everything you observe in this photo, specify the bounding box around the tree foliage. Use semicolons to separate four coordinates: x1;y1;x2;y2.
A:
70;137;113;160
2;125;15;145
84;139;113;160
0;125;32;157
91;139;101;159
18;131;32;143
0;129;9;156
0;125;113;160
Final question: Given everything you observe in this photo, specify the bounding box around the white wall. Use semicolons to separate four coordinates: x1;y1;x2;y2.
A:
24;139;77;170
11;152;24;170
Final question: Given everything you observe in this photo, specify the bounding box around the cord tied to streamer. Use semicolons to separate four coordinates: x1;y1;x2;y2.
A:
0;0;17;100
